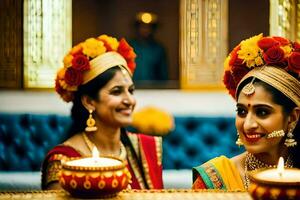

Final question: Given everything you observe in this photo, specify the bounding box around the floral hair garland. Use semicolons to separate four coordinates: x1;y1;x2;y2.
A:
223;33;300;99
55;34;136;102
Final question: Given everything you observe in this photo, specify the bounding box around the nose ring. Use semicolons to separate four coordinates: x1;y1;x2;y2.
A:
123;99;129;104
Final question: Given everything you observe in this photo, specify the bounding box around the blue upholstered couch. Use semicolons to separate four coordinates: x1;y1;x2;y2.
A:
0;113;244;190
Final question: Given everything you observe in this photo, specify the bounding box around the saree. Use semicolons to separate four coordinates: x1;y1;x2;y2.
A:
41;131;163;190
192;156;244;191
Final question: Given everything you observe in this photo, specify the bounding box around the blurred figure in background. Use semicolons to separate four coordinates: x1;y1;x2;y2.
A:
129;12;169;86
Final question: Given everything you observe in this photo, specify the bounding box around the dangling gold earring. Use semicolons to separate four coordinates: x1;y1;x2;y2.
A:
284;122;297;147
236;132;243;147
85;109;97;132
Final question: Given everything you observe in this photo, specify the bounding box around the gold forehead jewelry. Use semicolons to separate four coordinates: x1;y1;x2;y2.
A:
237;66;300;107
242;77;256;95
82;52;131;85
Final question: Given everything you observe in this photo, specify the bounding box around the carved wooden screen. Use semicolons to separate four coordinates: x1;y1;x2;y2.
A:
180;0;228;89
23;0;72;88
270;0;300;42
0;0;23;88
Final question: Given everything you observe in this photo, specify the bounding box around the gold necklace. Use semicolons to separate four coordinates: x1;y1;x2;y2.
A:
244;152;293;189
82;132;127;160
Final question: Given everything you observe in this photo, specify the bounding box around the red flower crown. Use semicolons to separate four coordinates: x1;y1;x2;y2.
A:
223;33;300;98
55;34;136;102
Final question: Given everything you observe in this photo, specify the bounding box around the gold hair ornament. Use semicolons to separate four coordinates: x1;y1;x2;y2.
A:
82;52;130;85
242;77;256;95
241;67;264;96
237;66;300;107
223;34;300;104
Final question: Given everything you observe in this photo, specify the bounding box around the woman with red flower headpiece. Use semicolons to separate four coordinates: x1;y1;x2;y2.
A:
41;34;163;190
192;34;300;191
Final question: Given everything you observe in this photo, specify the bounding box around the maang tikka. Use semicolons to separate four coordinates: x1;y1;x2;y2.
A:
242;77;256;96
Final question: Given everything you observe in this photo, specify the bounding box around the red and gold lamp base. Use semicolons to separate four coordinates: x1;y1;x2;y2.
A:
59;156;131;198
249;169;300;200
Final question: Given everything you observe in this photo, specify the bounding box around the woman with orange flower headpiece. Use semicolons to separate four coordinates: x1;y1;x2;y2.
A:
192;34;300;191
41;35;163;190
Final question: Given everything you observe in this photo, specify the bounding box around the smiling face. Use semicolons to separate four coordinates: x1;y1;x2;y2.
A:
93;69;136;127
235;82;289;155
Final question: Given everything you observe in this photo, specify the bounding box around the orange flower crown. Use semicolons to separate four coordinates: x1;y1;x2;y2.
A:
55;34;137;102
223;33;300;99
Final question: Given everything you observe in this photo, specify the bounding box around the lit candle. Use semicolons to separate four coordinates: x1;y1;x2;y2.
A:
277;157;284;178
60;146;130;198
92;146;100;159
248;157;300;200
65;147;122;167
254;157;300;183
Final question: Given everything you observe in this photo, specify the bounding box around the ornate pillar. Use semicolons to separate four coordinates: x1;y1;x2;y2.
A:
180;0;228;89
270;0;300;42
23;0;72;88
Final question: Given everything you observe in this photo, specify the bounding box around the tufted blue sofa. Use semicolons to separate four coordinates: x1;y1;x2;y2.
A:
0;113;244;190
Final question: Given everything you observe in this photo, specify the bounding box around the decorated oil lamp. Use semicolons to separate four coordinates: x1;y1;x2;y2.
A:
249;157;300;200
59;147;131;198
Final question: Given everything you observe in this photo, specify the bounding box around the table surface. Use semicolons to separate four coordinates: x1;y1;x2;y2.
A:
0;189;252;200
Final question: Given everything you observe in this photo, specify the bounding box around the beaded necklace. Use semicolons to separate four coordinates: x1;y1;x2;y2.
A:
243;152;293;189
82;132;127;160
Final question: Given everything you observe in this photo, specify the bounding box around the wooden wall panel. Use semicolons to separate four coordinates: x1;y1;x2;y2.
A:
0;0;23;88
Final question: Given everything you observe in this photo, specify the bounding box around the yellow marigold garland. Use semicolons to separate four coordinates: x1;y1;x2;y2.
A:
131;106;174;136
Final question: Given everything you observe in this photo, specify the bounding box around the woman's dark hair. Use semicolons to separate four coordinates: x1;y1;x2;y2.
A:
67;66;121;137
237;77;300;168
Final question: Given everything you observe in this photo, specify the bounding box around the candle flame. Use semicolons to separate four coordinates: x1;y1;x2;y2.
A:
277;157;284;177
92;147;99;158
